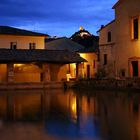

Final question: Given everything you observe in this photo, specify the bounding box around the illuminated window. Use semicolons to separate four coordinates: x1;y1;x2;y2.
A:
107;32;111;42
132;17;139;40
10;42;17;49
104;54;107;65
29;43;36;49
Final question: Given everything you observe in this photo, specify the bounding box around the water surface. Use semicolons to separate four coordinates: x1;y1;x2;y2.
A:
0;89;139;140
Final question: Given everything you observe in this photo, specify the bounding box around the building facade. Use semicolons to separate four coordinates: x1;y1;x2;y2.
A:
98;0;140;78
0;26;47;83
0;26;85;83
45;37;98;80
0;26;46;50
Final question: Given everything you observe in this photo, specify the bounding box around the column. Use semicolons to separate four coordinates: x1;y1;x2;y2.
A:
7;63;14;83
76;63;79;79
129;60;132;77
76;63;82;79
42;63;51;82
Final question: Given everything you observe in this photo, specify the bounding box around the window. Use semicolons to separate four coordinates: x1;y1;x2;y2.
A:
40;73;44;82
10;42;17;49
131;61;138;77
29;43;36;49
103;54;107;65
121;69;125;77
132;17;139;40
107;32;111;42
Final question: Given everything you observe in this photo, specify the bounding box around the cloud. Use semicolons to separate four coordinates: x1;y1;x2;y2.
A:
0;0;118;36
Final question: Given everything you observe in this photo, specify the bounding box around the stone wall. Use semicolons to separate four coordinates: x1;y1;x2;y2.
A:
74;78;140;91
0;79;140;91
0;82;64;90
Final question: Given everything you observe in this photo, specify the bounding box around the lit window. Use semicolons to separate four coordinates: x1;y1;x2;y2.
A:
10;42;17;49
29;43;36;49
132;17;139;40
107;32;111;42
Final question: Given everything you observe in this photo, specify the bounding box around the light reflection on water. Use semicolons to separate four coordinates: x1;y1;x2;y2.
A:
0;89;139;140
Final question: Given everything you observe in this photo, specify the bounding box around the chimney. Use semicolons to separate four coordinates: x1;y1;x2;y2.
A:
101;25;104;29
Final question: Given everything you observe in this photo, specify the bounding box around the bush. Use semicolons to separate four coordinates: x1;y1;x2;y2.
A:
94;68;106;79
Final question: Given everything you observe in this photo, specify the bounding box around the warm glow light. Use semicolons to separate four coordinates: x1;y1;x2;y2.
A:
70;63;76;69
79;53;86;58
66;73;71;81
72;102;76;112
70;63;76;78
71;96;77;120
14;64;24;67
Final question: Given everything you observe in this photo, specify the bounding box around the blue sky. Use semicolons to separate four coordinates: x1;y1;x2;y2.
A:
0;0;117;37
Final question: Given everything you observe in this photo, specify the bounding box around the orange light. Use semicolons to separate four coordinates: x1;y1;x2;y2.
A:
70;63;76;69
66;73;71;81
14;64;24;67
71;96;77;120
79;53;86;58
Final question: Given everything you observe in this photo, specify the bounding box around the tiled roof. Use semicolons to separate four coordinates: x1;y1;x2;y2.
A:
0;26;49;37
78;44;99;53
112;0;123;9
0;49;86;63
45;37;84;52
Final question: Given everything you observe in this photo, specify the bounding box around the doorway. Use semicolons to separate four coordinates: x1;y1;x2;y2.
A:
131;61;138;77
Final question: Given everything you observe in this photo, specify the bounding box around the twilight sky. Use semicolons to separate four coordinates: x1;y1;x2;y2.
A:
0;0;117;37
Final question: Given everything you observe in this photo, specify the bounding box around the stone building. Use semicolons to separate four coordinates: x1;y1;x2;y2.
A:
71;27;99;79
45;37;98;80
98;0;140;78
0;26;85;83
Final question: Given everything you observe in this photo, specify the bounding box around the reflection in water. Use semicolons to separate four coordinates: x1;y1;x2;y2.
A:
70;94;77;120
0;89;139;140
44;90;100;138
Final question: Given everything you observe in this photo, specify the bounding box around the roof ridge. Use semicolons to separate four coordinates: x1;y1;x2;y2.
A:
0;26;49;37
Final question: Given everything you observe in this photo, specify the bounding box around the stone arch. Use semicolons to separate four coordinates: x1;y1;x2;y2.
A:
14;63;42;82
